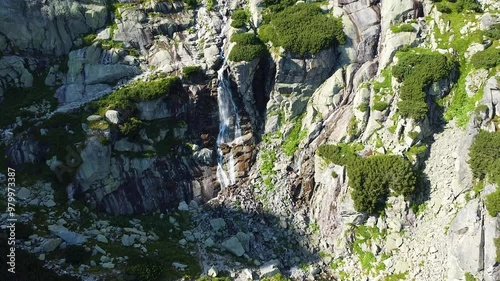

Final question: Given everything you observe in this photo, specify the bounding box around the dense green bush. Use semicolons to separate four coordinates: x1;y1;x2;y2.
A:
390;23;416;33
456;0;482;12
393;50;455;119
119;117;144;137
318;145;417;213
468;131;500;181
485;24;500;40
231;9;249;28
495;237;500;263
65;245;91;265
228;32;267;62
182;65;203;79
486;189;500;217
436;3;452;13
348;155;417;213
471;47;500;69
259;3;344;56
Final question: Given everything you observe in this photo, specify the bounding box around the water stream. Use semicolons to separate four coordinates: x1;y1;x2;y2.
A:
215;2;242;188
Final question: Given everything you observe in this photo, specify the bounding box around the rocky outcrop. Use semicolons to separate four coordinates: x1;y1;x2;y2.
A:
0;0;108;56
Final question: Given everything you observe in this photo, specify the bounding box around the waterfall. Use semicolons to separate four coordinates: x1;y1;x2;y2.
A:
216;2;242;188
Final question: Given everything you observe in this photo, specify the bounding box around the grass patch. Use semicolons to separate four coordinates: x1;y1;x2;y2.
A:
260;149;277;190
390;23;416;33
283;115;307;156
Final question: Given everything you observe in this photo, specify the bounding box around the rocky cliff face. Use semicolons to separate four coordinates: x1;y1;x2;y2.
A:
1;0;500;280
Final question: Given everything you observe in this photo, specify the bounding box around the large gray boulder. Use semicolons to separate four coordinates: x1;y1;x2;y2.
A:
221;236;245;257
447;199;483;279
48;225;87;245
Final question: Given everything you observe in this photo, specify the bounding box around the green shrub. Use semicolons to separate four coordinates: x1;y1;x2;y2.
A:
456;0;482;12
317;144;361;166
393;50;455;119
468;131;500;180
259;3;345;55
261;273;291;281
231;9;249;28
485;24;500;40
206;0;215;11
182;65;203;79
183;0;197;9
349;155;417;213
486;189;500;217
373;101;389;111
64;245;91;265
464;272;477;281
495;237;500;263
470;47;500;69
82;33;97;45
390;24;416;33
228;32;267;62
119;117;144;137
358;103;369;112
436;3;452;13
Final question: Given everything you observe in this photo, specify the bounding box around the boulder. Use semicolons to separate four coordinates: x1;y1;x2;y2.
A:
121;234;135;247
210;218;226;231
105;110;121;124
48;225;87;245
222;236;245;257
17;187;31;200
259;260;281;278
42;238;62;252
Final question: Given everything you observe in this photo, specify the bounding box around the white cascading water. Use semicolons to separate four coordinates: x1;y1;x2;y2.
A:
216;1;242;188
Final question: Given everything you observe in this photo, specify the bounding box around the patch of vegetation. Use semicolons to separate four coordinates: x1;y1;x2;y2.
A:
358;103;369;112
485;24;500;40
373;67;393;94
231;8;249;28
317;143;362;166
261;273;291;281
404;144;427;162
228;32;267;62
393;49;455;120
119;117;144;138
64;245;92;265
206;0;215;11
183;0;198;9
465;272;478;281
318;144;417;213
182;65;203;79
0;76;58;129
470;47;500;69
283;115;307;156
258;3;345;56
351;226;385;271
373;101;389;111
260;149;277;190
347;116;358;138
436;3;452;13
495;237;500;263
349;155;417;213
486;189;500;217
92;76;183;113
126;261;163;281
384;272;408;281
468;131;500;183
82;33;97;46
390;23;416;33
